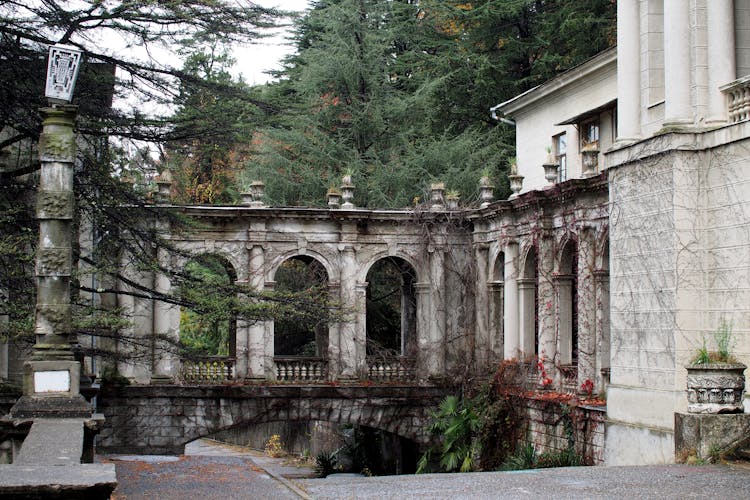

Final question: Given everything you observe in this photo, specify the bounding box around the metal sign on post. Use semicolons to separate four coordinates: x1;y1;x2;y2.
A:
45;44;83;103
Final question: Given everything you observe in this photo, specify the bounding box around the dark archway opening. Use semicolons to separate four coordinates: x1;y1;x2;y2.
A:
365;257;417;358
206;421;419;476
179;254;237;357
273;256;329;357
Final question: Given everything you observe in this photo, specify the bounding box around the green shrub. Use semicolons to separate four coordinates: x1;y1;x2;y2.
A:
314;451;339;477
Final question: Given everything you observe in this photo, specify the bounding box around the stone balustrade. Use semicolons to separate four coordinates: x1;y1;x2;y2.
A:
558;364;578;394
274;357;328;382
722;76;750;123
180;357;235;384
367;356;416;382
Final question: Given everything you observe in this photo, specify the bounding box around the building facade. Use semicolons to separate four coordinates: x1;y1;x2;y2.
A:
494;0;750;464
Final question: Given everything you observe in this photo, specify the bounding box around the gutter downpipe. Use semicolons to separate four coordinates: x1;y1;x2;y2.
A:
489;104;516;126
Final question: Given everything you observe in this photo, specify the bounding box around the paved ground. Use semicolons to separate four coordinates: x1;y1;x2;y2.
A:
103;440;750;500
104;439;312;500
299;463;750;499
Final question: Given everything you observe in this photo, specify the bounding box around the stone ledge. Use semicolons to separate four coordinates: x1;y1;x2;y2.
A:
0;464;116;499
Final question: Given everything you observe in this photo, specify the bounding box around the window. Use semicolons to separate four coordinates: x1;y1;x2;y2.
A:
580;119;600;149
554;133;567;182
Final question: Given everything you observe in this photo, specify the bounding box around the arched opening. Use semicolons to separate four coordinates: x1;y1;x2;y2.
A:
365;257;417;379
557;240;578;392
489;252;505;355
273;256;329;380
202;421;419;476
519;247;538;358
179;254;237;382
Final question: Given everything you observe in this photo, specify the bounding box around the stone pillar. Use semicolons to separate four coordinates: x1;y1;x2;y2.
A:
353;282;368;376
151;244;178;383
664;0;692;126
338;245;359;378
474;245;490;369
327;281;342;377
11;106;91;418
707;0;736;124
263;280;276;378
415;282;431;379
555;275;574;365
488;281;504;358
428;245;446;377
537;228;556;370
32;107;77;361
594;269;610;392
116;250;152;382
246;245;266;380
616;0;641;142
577;228;597;391
503;242;519;359
517;278;536;358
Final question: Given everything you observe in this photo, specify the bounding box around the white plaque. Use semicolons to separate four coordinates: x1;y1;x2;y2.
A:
34;370;71;393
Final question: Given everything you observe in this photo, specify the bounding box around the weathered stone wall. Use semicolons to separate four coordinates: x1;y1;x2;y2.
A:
521;398;606;465
96;384;451;455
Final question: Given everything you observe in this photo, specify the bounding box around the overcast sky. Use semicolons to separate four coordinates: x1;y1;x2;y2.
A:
234;0;311;84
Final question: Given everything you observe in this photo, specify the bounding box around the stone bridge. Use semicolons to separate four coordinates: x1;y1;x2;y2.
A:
96;384;452;455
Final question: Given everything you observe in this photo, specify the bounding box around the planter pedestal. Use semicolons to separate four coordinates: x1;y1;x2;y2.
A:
686;363;746;414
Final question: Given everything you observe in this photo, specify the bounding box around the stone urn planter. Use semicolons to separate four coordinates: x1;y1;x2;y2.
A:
686;362;746;414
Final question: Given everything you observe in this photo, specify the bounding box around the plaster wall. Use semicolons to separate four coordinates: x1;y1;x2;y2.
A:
507;56;617;193
605;125;750;465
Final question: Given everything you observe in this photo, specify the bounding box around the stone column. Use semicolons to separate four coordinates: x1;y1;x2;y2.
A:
503;242;519;359
338;245;359;378
594;269;610;392
263;280;276;378
246;245;266;380
428;245;446;377
555;275;574;365
488;281;504;358
327;281;342;377
707;0;736;124
474;245;490;369
151;244;178;383
537;228;556;370
577;228;597;390
517;278;536;358
353;282;368;376
414;282;431;379
616;0;641;142
664;0;692;126
11;106;90;418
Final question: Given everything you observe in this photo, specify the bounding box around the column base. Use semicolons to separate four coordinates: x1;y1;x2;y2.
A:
9;394;92;419
149;374;173;385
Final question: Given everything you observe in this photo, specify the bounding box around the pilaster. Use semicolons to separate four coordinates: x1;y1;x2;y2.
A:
577;226;597;391
474;244;490;369
428;245;446;376
503;242;519;359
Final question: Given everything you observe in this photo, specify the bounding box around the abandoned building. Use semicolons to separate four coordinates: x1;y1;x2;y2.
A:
2;0;749;468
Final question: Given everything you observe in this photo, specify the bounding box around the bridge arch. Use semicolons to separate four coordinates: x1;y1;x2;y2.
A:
97;385;449;455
